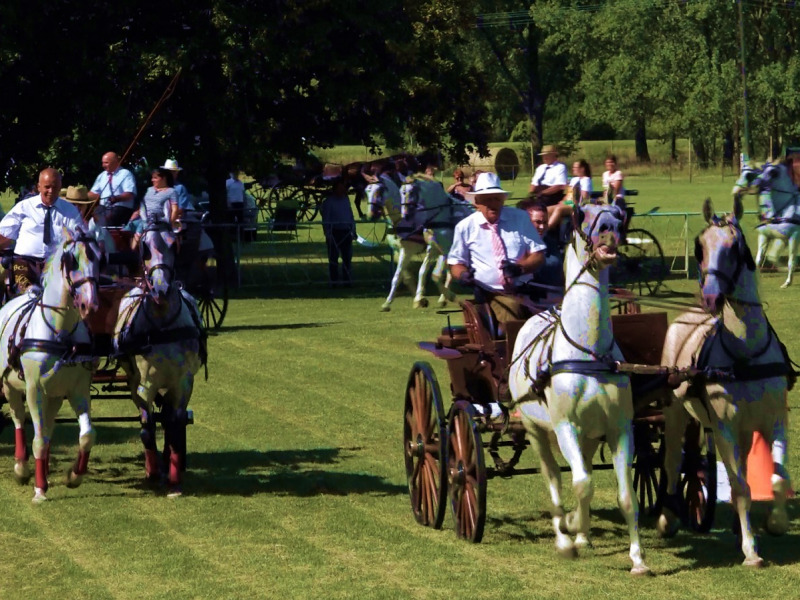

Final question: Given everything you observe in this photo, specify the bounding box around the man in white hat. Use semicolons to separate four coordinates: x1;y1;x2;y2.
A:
448;172;546;325
163;159;192;210
529;144;567;206
0;168;84;292
88;151;137;226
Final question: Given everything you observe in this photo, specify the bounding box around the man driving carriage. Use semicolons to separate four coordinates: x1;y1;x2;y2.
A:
88;151;138;227
0;168;84;294
447;172;546;326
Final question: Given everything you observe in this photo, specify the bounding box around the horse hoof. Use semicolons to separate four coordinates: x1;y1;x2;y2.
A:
743;556;765;569
630;565;653;577
14;463;31;485
32;489;47;504
781;281;791;289
436;298;447;308
167;488;183;498
574;534;591;550
766;509;789;536
656;511;680;538
413;298;428;309
379;303;391;312
556;543;578;559
65;471;83;489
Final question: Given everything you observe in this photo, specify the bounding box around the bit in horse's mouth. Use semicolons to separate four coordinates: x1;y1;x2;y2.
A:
595;245;618;261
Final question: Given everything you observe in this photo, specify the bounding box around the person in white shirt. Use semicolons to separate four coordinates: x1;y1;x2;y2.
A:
448;172;546;325
602;154;625;200
547;158;594;232
226;170;246;224
0;168;84;292
529;145;568;207
88;151;138;226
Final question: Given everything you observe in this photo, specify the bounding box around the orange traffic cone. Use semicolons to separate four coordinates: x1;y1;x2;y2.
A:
746;432;795;500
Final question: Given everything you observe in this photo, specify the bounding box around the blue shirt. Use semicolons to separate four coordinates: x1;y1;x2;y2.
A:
90;167;137;210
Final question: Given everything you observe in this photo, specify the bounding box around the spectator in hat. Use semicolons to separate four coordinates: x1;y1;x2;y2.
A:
320;177;356;286
0;169;84;293
88;151;137;226
529;145;567;207
448;172;545;326
163;159;192;211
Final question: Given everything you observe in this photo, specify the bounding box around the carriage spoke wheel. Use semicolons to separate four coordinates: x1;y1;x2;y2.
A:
447;401;486;543
680;422;716;533
267;186;300;222
611;228;667;296
403;362;447;529
632;420;664;516
195;260;229;330
298;190;321;222
249;183;272;223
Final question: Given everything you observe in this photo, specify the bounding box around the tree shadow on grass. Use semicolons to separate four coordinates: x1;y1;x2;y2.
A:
88;446;407;498
215;321;337;334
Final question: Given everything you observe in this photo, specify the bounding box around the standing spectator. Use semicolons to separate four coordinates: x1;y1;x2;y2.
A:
446;168;473;199
602;154;625;200
320;177;356;286
0;168;83;292
529;145;568;206
448;172;545;325
226;170;246;225
88;151;137;226
162;159;192;211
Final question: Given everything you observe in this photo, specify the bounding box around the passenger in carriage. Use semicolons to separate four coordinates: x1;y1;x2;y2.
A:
529;144;568;207
521;200;565;301
88;151;138;227
602;154;625;200
129;168;181;249
448;172;546;326
0;168;83;293
446;168;474;199
545;158;593;234
162;158;192;211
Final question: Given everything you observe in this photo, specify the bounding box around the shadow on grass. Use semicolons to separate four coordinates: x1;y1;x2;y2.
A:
216;321;338;334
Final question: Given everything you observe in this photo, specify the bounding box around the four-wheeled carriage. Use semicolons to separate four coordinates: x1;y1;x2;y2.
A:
247;166;329;224
404;297;716;543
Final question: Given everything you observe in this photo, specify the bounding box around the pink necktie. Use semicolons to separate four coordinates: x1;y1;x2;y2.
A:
488;222;511;290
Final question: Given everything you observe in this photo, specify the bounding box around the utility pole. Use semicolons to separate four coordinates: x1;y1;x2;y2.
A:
737;0;752;166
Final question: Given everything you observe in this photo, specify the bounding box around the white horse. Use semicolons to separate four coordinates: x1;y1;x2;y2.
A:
508;201;650;575
115;224;205;496
0;228;101;502
733;162;800;287
657;197;792;568
368;174;471;310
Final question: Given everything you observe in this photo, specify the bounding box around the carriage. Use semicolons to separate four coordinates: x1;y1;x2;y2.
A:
404;294;715;543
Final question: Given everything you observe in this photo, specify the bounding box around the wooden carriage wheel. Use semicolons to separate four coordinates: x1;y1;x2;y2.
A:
298;188;322;222
248;183;273;222
447;400;486;543
632;419;664;516
403;362;448;529
680;421;716;533
194;259;228;330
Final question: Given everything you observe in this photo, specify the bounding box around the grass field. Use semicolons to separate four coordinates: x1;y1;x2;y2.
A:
1;162;799;599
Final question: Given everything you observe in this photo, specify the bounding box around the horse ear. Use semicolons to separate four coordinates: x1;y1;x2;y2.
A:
733;193;744;221
702;197;714;223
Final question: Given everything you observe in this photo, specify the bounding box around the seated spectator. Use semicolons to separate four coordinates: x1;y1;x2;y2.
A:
602;154;625;201
446;168;473;199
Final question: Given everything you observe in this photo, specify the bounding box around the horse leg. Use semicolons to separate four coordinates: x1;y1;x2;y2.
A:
140;406;160;481
381;247;408;311
765;395;791;535
526;424;574;557
413;244;435;308
657;398;690;538
163;376;194;497
434;255;455;308
552;420;593;554
4;387;31;484
63;387;95;489
607;423;650;576
780;232;797;288
717;424;763;567
755;232;768;269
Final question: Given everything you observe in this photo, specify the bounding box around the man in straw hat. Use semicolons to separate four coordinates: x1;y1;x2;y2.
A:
0;169;83;293
448;171;546;325
88;151;137;226
529;144;567;207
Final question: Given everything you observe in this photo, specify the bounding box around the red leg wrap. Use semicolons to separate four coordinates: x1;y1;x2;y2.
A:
15;429;27;462
35;458;48;492
169;450;181;486
145;449;159;478
74;450;90;475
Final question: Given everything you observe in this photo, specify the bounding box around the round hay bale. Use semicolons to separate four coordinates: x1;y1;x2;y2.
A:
494;148;520;180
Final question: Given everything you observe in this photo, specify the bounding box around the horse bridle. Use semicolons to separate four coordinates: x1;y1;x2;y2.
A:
139;225;175;291
62;234;100;296
695;218;754;296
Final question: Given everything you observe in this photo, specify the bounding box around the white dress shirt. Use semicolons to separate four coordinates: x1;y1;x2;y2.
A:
447;207;546;291
90;167;137;209
0;195;83;258
531;161;568;187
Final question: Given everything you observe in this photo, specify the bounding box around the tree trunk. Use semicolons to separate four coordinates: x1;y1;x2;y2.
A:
634;119;650;162
692;139;709;169
671;132;677;161
722;130;734;168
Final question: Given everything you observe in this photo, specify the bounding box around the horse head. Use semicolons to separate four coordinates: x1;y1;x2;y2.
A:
366;182;387;221
695;196;756;313
571;200;627;269
60;227;102;320
140;225;176;303
399;180;419;219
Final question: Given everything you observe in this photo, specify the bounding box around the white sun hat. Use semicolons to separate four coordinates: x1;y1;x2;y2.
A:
471;171;509;196
161;158;182;171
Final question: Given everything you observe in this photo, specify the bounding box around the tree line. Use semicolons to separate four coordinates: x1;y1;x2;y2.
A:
1;0;797;214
